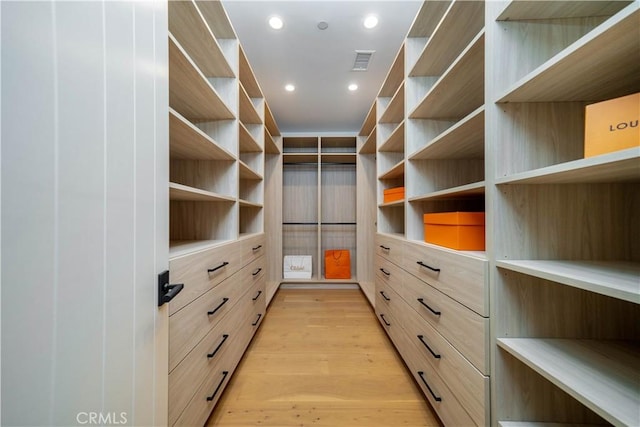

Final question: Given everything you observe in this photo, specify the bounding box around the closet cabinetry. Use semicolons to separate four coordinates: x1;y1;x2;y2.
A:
166;1;277;425
282;135;358;282
487;1;639;425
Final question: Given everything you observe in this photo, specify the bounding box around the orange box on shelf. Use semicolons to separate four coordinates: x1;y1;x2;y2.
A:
423;212;485;251
383;187;405;203
584;92;639;158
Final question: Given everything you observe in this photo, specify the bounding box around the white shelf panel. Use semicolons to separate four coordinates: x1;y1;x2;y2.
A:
497;1;632;21
408;181;485;202
497;260;640;304
238;160;263;180
239;122;261;153
498;338;640;427
168;34;234;122
410;30;484;119
410;1;485;76
169;182;236;203
379;160;405;180
169;108;235;160
379;121;405;153
409;106;484;160
497;4;640;102
496;147;640;184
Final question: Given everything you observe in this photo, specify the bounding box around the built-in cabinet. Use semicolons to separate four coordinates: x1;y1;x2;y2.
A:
166;1;278;424
364;1;639;426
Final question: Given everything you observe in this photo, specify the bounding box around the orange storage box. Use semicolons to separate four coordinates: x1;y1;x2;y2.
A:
584;92;639;158
423;212;485;251
383;187;405;203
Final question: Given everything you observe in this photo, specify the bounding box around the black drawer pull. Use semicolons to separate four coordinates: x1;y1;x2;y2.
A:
252;245;262;251
417;261;440;272
252;268;262;276
252;290;262;301
206;371;229;402
207;334;229;359
207;297;229;316
208;261;229;273
418;371;442;402
379;291;390;301
379;245;390;250
379;268;390;276
417;298;441;316
252;313;262;326
380;314;391;326
417;335;441;359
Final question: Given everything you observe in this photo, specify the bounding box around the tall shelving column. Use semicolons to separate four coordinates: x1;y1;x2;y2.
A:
486;1;640;425
264;103;282;303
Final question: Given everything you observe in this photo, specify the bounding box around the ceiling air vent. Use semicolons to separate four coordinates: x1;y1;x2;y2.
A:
352;50;375;71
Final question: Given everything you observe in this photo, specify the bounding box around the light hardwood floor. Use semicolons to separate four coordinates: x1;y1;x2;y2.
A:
206;288;441;426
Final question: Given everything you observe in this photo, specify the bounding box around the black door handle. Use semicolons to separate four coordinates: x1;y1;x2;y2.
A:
157;270;183;307
417;298;441;316
207;334;229;359
417;261;440;272
207;297;229;316
206;371;229;401
208;261;229;273
417;335;441;359
418;371;442;402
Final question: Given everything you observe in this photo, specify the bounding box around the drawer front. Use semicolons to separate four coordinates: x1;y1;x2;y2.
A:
375;233;405;267
375;284;403;346
394;326;477;427
168;302;244;425
403;240;488;316
375;254;404;296
402;271;489;374
169;266;247;371
241;233;266;268
397;303;489;426
169;241;243;315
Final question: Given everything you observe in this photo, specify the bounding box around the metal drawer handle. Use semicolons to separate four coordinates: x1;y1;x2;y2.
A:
207;334;229;359
417;371;442;402
207;297;229;316
252;268;262;276
417;298;441;316
379;245;390;251
417;335;441;359
252;313;262;326
379;291;390;301
380;314;391;326
417;261;440;272
252;290;262;301
208;261;229;273
379;268;390;276
252;245;262;251
206;371;229;402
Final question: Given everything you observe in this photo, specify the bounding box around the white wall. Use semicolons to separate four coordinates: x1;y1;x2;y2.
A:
1;1;168;425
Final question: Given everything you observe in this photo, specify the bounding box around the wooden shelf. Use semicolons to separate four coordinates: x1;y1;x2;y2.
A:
379;82;405;124
408;181;485;202
497;4;640;103
379;199;404;208
499;423;602;427
169;108;235;160
168;34;234;122
379;121;405;153
320;154;356;164
239;85;262;125
239;199;262;208
169;182;235;203
359;102;376;137
496;260;640;304
359;127;376;154
264;103;281;137
195;0;236;39
408;1;451;37
379;160;405;180
497;1;632;21
496;147;640;184
238;161;262;180
498;338;640;427
239;46;262;98
409;106;484;160
169;239;231;259
410;31;484;119
168;0;235;78
239;122;261;153
379;44;405;97
410;1;484;77
283;153;318;164
264;128;280;154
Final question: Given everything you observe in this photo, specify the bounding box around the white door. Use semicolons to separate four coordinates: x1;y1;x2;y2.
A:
1;1;169;426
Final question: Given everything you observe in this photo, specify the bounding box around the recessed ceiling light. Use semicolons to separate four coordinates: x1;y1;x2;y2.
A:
269;16;284;30
348;84;358;91
285;84;295;92
363;15;378;29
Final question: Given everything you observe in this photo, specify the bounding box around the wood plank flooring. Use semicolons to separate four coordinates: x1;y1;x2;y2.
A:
206;288;441;427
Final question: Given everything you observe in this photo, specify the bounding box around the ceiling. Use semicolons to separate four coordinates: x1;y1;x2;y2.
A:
222;0;422;134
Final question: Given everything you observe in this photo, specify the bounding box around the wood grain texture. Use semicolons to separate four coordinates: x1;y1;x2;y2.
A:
169;182;236;202
264;153;283;291
239;85;262;125
264;102;281;137
357;154;377;294
238;122;261;153
170;159;237;195
379;82;405;124
379;44;405;98
207;289;441;427
408;1;452;38
195;0;236;39
359;101;377;137
379;121;405;152
169;201;237;241
238;45;262;98
170;108;235;160
407;158;484;196
497;1;632;20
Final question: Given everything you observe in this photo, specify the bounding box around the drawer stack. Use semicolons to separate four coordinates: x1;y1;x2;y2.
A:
168;234;266;426
375;233;489;426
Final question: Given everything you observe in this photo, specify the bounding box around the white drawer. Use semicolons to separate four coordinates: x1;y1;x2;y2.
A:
375;233;405;267
169;240;243;315
403;240;488;316
398;302;489;426
402;271;489;374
